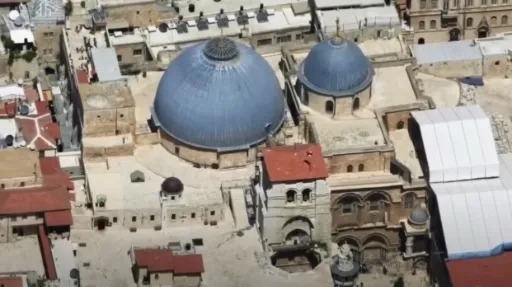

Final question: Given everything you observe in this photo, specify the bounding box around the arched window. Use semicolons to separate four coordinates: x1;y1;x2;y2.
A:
358;164;364;172
430;20;436;29
403;193;416;209
502;15;508;25
340;196;359;214
353;98;360;110
418;21;425;30
325;100;334;114
302;189;312;202
417;38;425;44
286;190;296;203
397;120;405;130
491;16;497;25
347;165;353;173
367;193;387;211
466;17;473;27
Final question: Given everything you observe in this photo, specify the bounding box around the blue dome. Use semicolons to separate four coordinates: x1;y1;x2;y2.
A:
153;37;285;151
298;38;374;97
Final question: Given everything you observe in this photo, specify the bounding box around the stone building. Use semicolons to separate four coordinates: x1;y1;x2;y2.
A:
407;0;512;44
131;246;204;287
282;37;429;266
77;81;135;138
27;0;66;76
151;37;286;169
252;144;331;252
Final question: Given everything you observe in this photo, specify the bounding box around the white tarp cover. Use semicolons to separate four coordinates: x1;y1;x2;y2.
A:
432;153;512;260
411;105;499;183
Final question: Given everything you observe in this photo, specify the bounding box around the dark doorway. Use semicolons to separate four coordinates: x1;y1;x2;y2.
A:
44;66;56;75
449;28;460;41
417;38;425;45
95;217;108;231
478;28;489;38
353;97;360;111
325;100;334;114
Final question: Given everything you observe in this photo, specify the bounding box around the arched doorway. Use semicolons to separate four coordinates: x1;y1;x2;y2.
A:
94;216;109;231
478;27;489;38
325;100;334;114
44;66;56;75
352;97;360;111
338;237;361;263
396;120;405;130
417;38;425;45
362;234;388;264
449;28;460;41
285;229;310;245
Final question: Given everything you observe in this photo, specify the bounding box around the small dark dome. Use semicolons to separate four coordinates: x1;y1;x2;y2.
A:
161;177;184;194
408;207;429;225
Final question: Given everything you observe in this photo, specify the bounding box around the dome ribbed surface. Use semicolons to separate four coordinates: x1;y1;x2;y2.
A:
153;37;285;151
298;38;374;97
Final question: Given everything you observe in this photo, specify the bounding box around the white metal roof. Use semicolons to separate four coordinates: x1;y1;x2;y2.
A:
90;48;123;83
316;6;400;34
411;105;499;183
432;153;512;260
0;85;24;100
413;40;482;65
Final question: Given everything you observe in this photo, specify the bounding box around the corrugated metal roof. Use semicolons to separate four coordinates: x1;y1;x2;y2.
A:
411;105;499;183
413;40;482;64
90;48;123;83
432;153;512;260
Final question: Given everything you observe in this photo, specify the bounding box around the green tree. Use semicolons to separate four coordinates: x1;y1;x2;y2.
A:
65;0;73;16
394;277;405;287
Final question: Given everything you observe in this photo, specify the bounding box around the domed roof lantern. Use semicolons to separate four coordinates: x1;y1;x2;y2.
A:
408;207;429;226
161;177;184;195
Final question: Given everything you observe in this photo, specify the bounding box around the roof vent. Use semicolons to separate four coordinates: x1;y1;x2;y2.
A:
203;37;239;61
8;10;19;21
19;104;29;115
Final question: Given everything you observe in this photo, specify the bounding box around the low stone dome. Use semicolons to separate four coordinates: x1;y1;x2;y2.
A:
161;177;184;194
408;207;429;225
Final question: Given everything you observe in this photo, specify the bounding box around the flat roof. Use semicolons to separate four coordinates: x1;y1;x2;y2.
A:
412;105;499;183
358;38;405;57
389;129;423;179
85;156;161;210
126;71;161;127
413;40;482;65
432;153;512;260
140;7;310;48
134;145;251;204
174;0;306;17
316;6;400;34
415;73;460;109
0;148;41;179
90;48;123;83
307;112;386;153
476;35;512;56
369;65;417;109
79;82;134;110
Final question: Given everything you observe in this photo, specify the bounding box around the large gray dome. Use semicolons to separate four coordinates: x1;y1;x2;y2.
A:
153;37;286;151
298;38;373;97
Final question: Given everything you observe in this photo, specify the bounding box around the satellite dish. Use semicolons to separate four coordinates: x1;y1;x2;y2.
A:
8;10;20;21
14;16;24;27
19;104;30;115
5;135;13;147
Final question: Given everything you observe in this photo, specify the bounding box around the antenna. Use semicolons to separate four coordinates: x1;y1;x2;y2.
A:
335;17;341;39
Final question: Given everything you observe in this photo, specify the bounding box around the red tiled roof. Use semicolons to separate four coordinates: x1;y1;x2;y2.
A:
0;277;23;287
23;86;39;102
173;254;205;274
40;157;73;190
0;186;71;215
38;225;57;280
446;252;512;287
16;111;59;151
76;70;89;84
44;210;73;227
34;101;50;114
262;144;328;182
134;249;204;274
